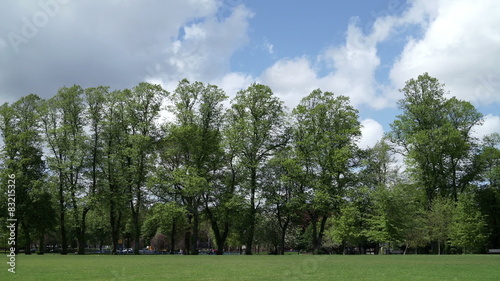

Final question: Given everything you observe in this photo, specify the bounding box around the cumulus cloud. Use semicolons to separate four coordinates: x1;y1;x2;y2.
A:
257;0;500;112
2;0;498;124
216;72;255;98
390;0;500;104
160;4;253;83
0;0;252;106
260;57;318;108
358;119;385;148
259;19;389;110
473;114;500;140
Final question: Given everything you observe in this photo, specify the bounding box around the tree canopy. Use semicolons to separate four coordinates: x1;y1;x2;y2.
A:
1;74;497;255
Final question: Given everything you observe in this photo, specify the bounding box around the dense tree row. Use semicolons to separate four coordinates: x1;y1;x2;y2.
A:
0;73;499;255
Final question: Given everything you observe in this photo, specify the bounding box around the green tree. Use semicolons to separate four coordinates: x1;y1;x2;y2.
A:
476;133;500;248
99;89;130;254
124;82;167;254
142;202;187;253
426;196;454;254
389;73;483;204
292;89;361;253
226;83;287;255
354;139;401;254
366;183;425;254
262;146;303;255
62;86;110;255
152;79;227;254
449;193;488;254
328;200;364;254
0;94;54;254
40;86;87;255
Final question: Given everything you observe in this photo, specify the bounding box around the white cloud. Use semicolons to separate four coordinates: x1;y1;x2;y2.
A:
258;15;395;110
258;19;390;110
0;0;252;105
264;39;274;55
216;72;255;98
473;114;500;140
160;4;254;83
390;0;500;105
260;57;318;109
320;20;387;109
358;119;385;148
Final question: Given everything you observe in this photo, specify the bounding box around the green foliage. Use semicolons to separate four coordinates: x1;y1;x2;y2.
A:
0;74;497;256
225;83;287;254
0;94;54;253
293;89;361;251
365;183;426;253
142;202;187;237
327;200;364;251
426;196;454;254
390;73;483;203
449;193;488;253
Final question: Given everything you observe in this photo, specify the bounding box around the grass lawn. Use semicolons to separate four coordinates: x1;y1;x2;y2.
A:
1;254;500;280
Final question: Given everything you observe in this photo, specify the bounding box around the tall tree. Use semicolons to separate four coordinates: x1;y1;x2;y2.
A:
0;95;54;254
142;202;187;253
40;86;86;255
226;83;287;255
154;79;226;254
366;182;425;254
99;89;130;254
449;193;488;254
426;196;454;254
389;73;483;204
292;89;361;253
77;86;109;255
476;133;500;248
124;82;167;254
262;146;303;255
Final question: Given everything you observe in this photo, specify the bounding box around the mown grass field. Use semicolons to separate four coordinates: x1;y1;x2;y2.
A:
1;254;500;280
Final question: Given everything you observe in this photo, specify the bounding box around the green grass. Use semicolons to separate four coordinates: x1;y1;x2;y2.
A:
1;254;500;280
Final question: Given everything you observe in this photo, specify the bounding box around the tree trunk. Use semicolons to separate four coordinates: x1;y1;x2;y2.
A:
110;199;120;255
311;213;318;252
191;205;200;255
245;169;257;255
23;222;31;255
184;229;190;255
170;220;176;254
318;216;328;249
245;204;256;255
312;215;328;254
280;229;286;255
77;208;90;255
217;221;229;255
131;201;141;255
206;205;229;255
37;233;45;255
59;176;68;255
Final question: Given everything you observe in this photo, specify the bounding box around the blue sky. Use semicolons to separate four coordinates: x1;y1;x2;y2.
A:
0;0;499;148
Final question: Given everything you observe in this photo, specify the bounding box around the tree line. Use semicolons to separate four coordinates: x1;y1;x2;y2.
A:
0;73;499;255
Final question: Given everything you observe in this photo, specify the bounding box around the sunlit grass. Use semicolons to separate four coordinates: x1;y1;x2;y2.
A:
1;254;499;280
